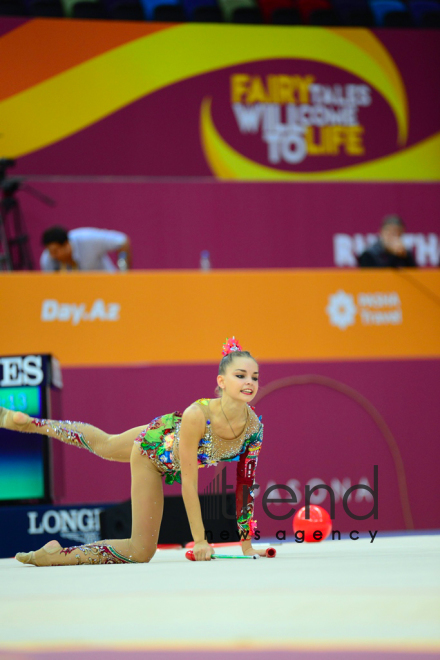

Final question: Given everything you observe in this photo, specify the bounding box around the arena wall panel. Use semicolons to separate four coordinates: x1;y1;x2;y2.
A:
1;21;439;181
18;179;440;270
1;270;439;534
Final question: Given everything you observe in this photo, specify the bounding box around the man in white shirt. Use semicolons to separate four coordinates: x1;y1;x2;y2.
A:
40;226;132;272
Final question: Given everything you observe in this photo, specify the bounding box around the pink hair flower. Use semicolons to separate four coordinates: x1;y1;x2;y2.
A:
222;336;242;356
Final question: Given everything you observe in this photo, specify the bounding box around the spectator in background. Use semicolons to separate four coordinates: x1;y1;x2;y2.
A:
40;226;132;272
358;215;417;268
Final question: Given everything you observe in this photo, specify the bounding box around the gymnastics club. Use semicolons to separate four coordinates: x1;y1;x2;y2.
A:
185;548;276;561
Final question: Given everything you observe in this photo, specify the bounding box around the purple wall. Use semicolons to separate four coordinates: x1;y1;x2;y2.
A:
53;359;440;535
19;180;440;270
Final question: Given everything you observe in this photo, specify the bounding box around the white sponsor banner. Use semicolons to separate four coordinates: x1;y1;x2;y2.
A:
27;507;104;545
326;290;402;330
0;355;44;387
41;299;120;325
333;233;440;267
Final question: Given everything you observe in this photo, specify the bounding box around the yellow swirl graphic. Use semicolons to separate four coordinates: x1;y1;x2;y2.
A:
1;25;408;159
331;28;408;145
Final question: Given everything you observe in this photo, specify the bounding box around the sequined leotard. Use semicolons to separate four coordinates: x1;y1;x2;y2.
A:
134;398;263;539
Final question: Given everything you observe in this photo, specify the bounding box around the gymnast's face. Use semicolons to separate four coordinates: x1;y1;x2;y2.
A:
218;357;259;402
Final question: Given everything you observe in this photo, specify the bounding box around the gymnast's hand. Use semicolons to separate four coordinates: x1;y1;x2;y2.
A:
192;540;214;561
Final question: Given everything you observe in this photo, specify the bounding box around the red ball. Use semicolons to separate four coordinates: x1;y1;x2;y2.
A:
293;505;332;543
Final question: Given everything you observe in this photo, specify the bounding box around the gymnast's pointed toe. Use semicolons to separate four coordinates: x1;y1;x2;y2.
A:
0;407;31;431
15;551;36;565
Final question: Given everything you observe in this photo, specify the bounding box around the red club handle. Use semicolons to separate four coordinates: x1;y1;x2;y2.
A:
185;550;196;561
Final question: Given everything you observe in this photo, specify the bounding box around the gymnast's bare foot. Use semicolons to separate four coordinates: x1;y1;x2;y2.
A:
15;540;62;566
0;407;31;431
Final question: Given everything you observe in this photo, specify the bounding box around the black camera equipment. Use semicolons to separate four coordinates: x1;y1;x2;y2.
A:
0;158;55;271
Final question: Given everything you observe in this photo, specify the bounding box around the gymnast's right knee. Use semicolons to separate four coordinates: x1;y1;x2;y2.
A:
129;542;157;563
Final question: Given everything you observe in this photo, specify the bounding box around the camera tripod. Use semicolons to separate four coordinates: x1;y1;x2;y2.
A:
0;159;55;271
0;184;34;271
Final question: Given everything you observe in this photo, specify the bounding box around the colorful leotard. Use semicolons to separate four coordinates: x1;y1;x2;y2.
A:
134;398;263;539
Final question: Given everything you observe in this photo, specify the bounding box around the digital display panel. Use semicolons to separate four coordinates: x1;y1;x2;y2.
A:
0;386;47;502
0;387;41;416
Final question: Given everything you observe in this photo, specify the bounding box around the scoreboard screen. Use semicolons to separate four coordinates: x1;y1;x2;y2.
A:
0;386;42;416
0;387;46;502
0;355;61;504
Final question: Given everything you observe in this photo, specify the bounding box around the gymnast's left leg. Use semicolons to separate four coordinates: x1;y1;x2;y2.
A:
15;444;164;566
0;406;145;462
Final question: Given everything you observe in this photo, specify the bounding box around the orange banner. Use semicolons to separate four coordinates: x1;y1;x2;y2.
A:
1;269;439;366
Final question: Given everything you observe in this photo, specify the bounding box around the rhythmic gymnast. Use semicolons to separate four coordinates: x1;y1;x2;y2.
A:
0;338;265;565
